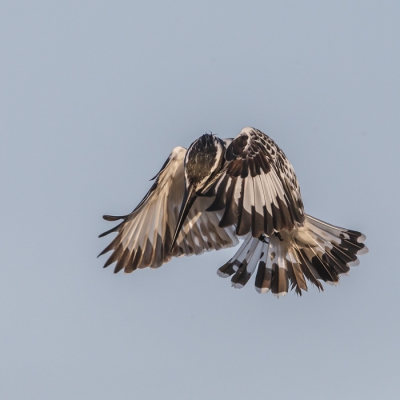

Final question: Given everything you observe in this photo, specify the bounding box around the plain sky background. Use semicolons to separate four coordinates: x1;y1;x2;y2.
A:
1;1;399;399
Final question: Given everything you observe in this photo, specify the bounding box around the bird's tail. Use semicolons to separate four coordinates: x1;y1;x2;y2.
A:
217;214;368;296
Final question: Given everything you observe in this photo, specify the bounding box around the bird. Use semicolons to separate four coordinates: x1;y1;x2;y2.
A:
98;127;367;296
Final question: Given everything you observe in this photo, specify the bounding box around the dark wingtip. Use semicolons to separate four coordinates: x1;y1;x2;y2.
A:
103;215;125;221
98;230;111;238
99;221;124;238
149;155;171;181
348;229;367;243
97;247;111;257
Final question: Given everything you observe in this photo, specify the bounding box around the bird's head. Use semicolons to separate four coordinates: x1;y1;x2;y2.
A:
184;133;225;192
171;133;225;249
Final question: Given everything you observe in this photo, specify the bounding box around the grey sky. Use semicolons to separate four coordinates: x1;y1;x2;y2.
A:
1;1;399;399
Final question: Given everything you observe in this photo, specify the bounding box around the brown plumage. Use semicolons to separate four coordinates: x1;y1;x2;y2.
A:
99;127;367;296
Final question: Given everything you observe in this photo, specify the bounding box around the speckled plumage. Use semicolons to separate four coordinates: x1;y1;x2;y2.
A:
99;127;367;296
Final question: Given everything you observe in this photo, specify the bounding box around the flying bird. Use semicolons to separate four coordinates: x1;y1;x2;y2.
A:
99;127;367;296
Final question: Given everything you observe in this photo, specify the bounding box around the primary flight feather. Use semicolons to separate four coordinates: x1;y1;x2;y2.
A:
99;127;367;296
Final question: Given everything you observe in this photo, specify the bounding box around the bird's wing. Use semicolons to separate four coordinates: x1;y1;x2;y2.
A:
207;127;305;237
98;146;239;273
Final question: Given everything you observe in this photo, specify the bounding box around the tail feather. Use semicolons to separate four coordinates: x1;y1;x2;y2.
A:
308;246;339;283
218;214;367;295
286;248;308;295
217;235;253;278
254;238;276;294
293;242;324;291
218;236;268;288
254;261;272;293
271;237;289;296
230;240;265;288
271;262;289;296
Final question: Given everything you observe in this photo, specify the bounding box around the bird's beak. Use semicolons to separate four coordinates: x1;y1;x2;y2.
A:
170;185;197;251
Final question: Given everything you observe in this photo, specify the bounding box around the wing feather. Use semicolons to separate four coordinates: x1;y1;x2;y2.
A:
99;146;239;272
211;127;305;237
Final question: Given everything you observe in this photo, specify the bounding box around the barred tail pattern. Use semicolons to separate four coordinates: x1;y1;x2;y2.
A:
217;214;368;296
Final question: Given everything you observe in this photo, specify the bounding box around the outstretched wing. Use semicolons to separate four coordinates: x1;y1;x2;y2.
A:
98;146;238;273
207;127;305;238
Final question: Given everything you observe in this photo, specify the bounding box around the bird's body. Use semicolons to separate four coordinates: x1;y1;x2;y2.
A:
99;127;367;296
